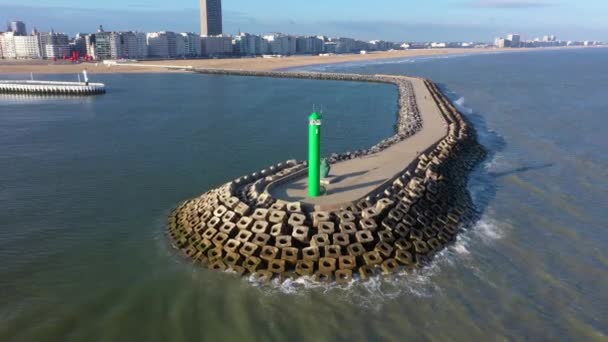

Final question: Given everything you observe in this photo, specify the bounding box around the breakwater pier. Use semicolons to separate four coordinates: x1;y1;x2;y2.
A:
167;69;486;283
0;80;106;95
0;72;105;95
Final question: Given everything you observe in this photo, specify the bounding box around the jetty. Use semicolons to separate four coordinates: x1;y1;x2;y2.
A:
167;69;486;283
0;71;105;95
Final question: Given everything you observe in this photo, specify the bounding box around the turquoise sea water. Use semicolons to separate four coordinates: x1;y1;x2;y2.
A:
1;48;607;341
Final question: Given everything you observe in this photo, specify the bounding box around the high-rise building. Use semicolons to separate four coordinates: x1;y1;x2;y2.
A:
8;21;27;36
147;32;169;58
200;0;223;36
1;33;15;58
234;32;262;56
296;36;325;55
495;38;510;48
85;34;95;58
109;32;123;58
119;32;148;59
14;35;41;58
180;33;202;57
0;32;40;58
507;34;521;48
147;31;178;58
166;32;178;58
38;31;70;58
263;34;296;55
201;35;232;56
334;37;356;54
90;31;113;60
71;34;88;58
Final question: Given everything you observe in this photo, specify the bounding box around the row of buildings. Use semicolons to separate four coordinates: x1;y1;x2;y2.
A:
1;21;72;59
0;30;71;59
494;33;603;48
2;20;605;61
0;21;402;60
233;33;399;56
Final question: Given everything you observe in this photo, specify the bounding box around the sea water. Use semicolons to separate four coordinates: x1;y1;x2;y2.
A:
1;48;607;340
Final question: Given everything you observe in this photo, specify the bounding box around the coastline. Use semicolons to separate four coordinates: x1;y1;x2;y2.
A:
0;46;602;75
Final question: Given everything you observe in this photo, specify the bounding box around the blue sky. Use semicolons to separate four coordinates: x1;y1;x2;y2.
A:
1;0;606;41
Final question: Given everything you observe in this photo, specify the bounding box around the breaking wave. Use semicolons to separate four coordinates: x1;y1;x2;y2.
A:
453;97;474;115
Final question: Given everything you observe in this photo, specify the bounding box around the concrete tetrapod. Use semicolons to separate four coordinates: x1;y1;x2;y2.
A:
167;70;486;284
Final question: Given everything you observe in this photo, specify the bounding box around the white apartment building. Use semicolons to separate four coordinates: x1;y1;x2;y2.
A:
180;33;201;57
85;34;95;58
134;32;148;58
176;35;186;57
369;40;393;51
0;32;17;58
0;34;6;58
147;31;178;58
263;34;296;55
90;32;114;60
71;34;88;57
323;41;337;54
109;32;123;58
430;42;447;48
201;35;233;56
334;37;356;54
45;44;70;59
256;37;268;55
296;36;324;54
507;34;521;48
234;32;258;56
495;38;510;48
7;34;42;59
119;32;148;59
147;32;169;58
38;31;69;58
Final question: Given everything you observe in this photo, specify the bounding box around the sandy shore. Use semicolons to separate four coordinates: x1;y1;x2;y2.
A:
0;46;601;75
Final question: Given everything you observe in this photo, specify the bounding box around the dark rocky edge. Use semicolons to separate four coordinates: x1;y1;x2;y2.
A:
167;70;486;284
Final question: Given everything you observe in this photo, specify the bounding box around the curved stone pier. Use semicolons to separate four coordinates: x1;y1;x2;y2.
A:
0;80;106;95
167;69;486;283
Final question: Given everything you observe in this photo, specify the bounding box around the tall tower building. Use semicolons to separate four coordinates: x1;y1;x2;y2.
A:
200;0;223;36
8;21;27;36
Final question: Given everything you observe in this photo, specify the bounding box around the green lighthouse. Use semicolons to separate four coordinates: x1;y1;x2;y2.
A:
308;112;322;197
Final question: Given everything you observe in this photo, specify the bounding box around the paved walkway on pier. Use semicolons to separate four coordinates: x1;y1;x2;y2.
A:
270;77;448;210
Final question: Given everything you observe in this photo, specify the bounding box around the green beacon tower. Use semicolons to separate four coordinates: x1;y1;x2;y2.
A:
308;112;322;197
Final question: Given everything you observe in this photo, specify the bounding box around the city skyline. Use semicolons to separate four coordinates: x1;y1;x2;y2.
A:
1;0;607;42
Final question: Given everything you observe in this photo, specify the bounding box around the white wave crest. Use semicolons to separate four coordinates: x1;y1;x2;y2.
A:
453;97;474;115
472;216;506;243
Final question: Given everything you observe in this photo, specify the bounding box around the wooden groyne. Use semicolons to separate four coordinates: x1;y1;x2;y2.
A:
167;70;486;283
0;80;106;95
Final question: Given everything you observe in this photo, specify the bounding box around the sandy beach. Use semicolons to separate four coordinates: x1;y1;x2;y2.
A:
0;46;600;75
